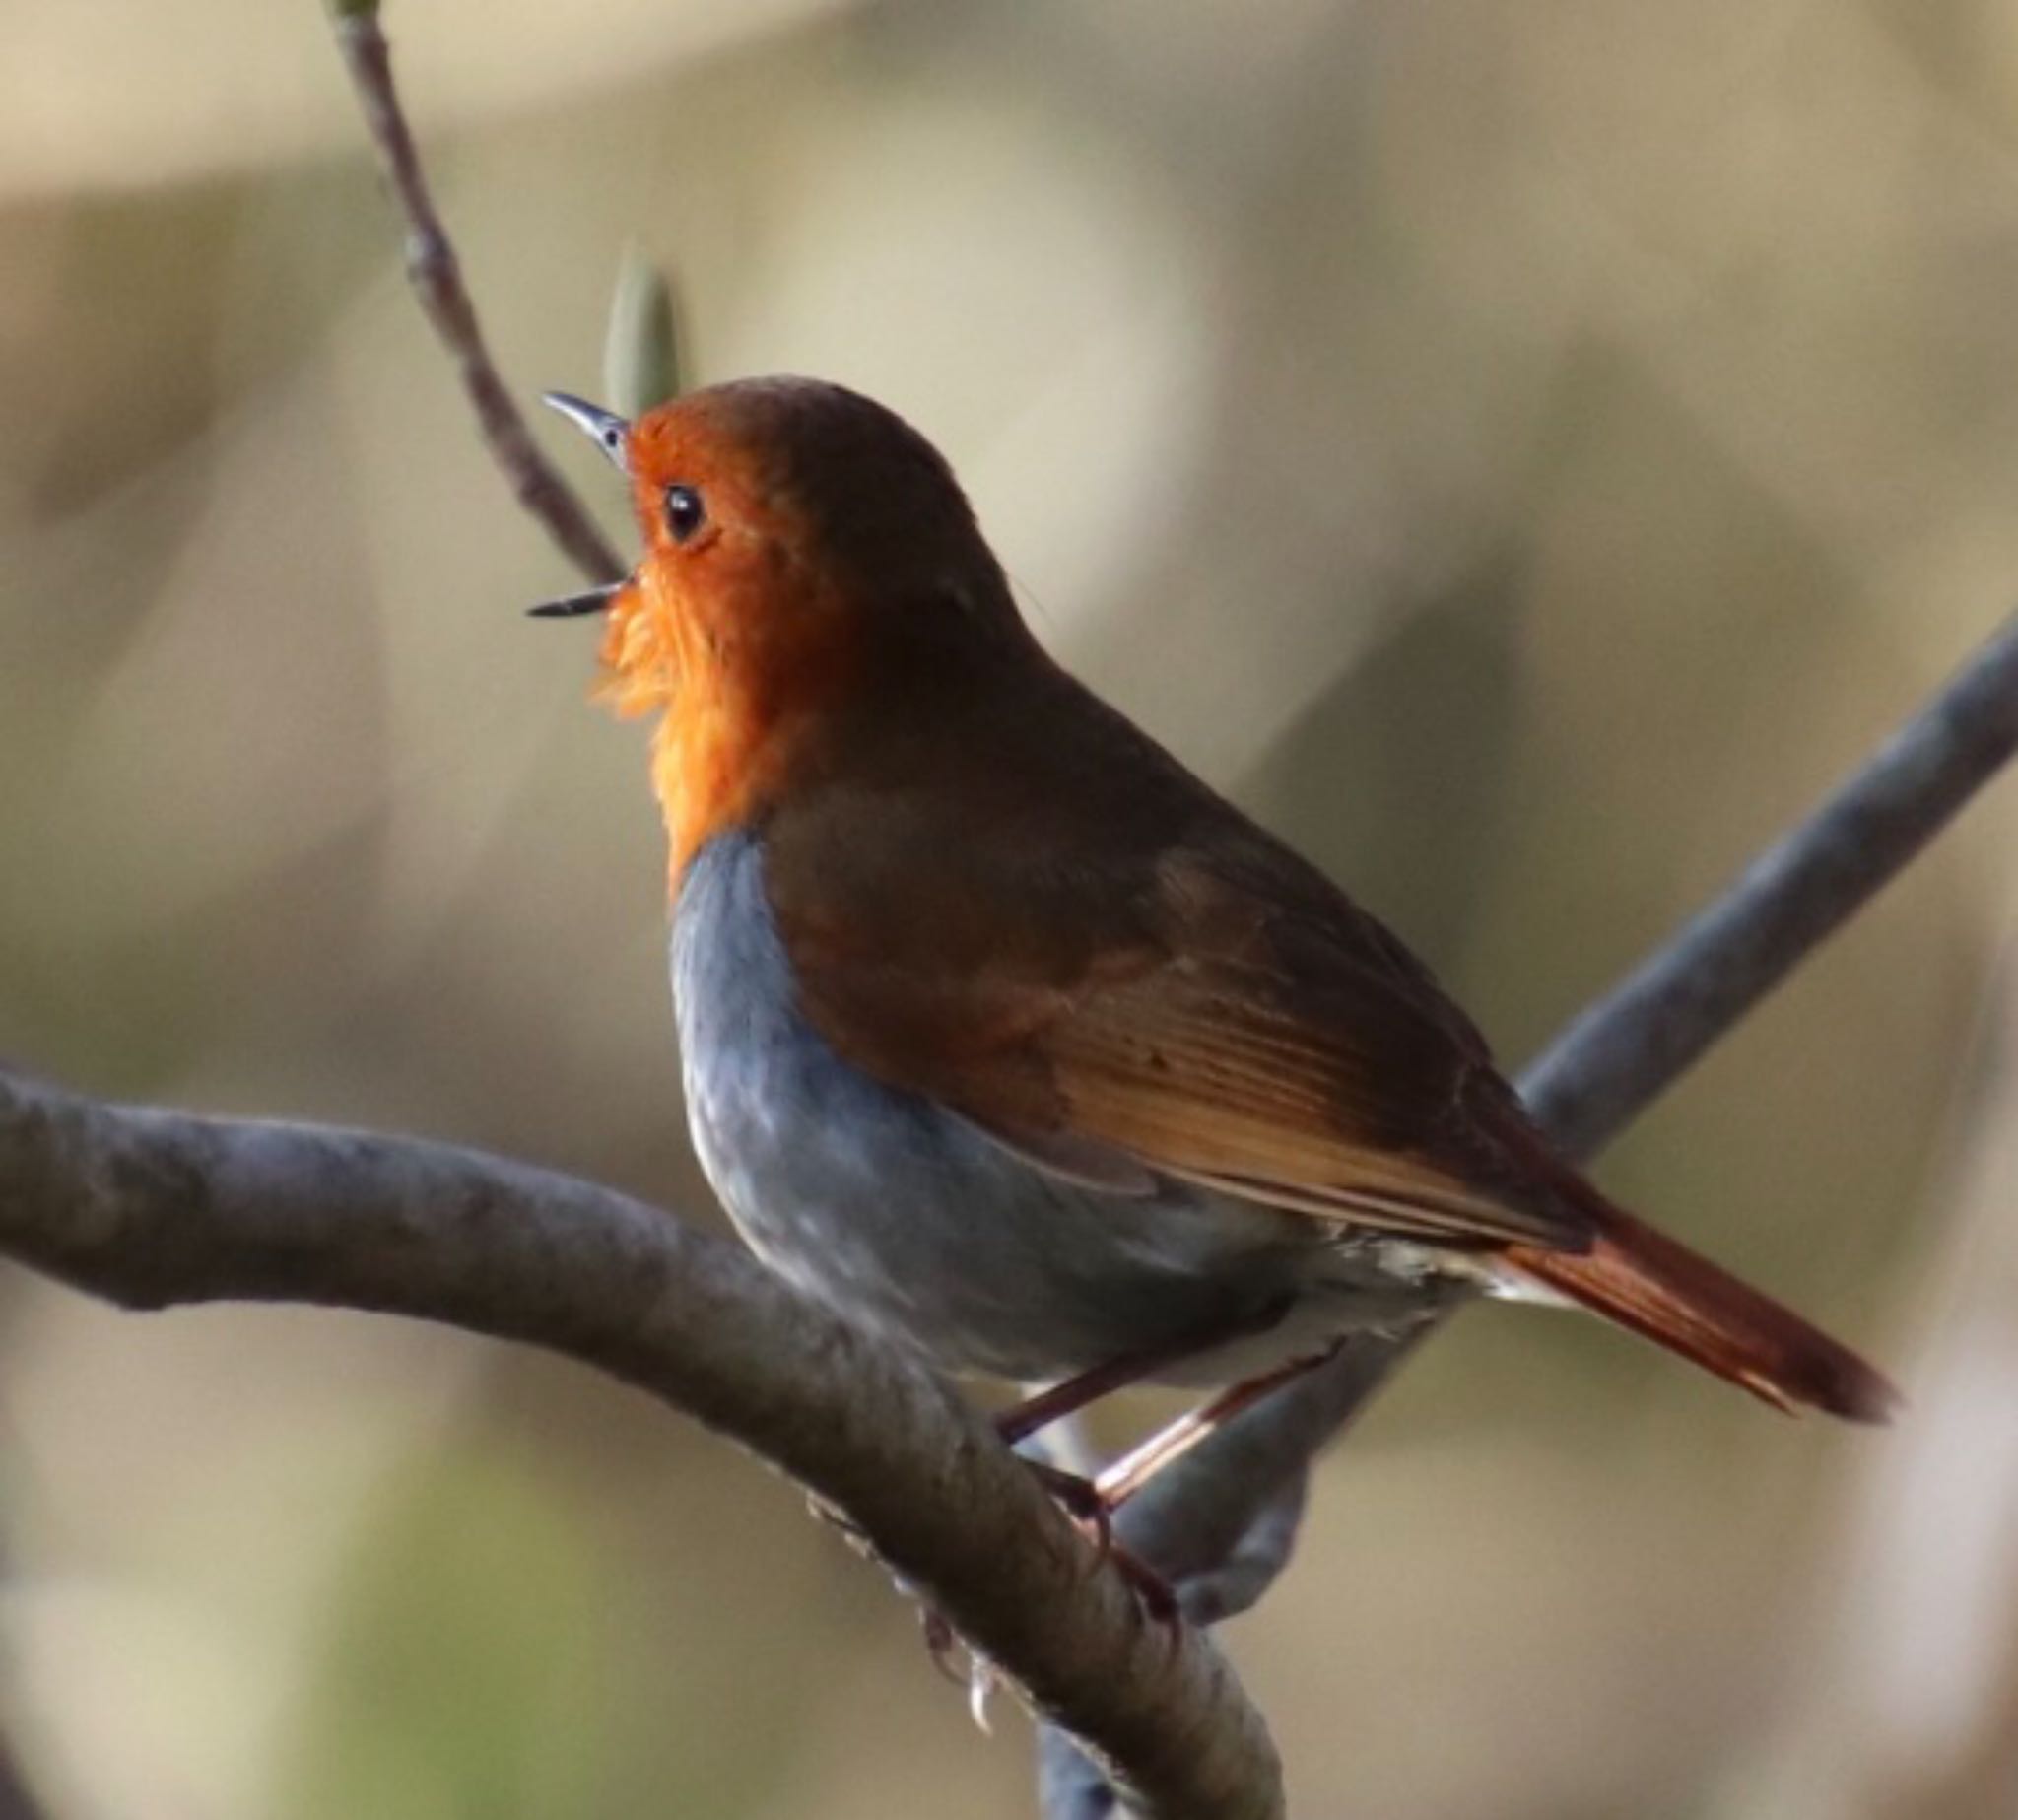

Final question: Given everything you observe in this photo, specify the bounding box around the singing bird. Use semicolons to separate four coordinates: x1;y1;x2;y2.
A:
536;377;1895;1511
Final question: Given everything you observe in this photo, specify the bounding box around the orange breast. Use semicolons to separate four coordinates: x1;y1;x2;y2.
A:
600;561;853;888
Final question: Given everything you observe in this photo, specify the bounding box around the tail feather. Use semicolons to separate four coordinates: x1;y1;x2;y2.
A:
1494;1137;1899;1421
1510;1212;1896;1421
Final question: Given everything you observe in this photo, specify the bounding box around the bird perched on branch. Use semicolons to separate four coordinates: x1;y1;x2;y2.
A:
536;376;1895;1519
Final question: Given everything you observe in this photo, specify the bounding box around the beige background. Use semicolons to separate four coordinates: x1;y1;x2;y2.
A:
5;3;2018;1815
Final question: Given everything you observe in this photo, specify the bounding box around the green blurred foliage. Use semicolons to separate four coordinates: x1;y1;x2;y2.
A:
604;244;685;418
283;1439;622;1820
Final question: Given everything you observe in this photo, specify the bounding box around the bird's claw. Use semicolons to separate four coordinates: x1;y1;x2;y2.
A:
918;1607;1002;1729
1018;1458;1184;1642
919;1606;964;1684
1108;1543;1182;1632
1019;1459;1114;1553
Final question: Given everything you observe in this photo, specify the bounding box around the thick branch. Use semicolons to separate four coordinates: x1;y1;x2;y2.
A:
330;3;626;586
0;1070;1279;1820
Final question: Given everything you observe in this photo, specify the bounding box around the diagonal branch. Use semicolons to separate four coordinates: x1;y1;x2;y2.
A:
1519;610;2018;1155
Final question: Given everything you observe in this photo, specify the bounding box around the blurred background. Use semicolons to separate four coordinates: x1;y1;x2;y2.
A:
4;1;2018;1814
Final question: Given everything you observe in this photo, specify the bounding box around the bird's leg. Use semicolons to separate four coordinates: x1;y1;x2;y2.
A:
1016;1461;1181;1626
996;1314;1312;1627
995;1296;1301;1446
1018;1458;1114;1552
993;1339;1204;1447
1094;1342;1346;1513
1009;1406;1185;1631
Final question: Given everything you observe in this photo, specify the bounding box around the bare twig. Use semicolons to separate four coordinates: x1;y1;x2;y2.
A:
328;0;626;586
1039;610;2018;1815
0;1068;1280;1820
1520;612;2018;1156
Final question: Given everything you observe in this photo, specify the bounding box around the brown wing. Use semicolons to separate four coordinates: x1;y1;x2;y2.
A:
760;660;1589;1253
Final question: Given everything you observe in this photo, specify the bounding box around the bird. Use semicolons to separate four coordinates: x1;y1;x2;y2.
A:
534;375;1896;1516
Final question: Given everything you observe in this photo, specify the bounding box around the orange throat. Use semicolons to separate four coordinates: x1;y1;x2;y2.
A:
594;568;825;891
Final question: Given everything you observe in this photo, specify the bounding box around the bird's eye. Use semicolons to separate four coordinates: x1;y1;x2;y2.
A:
663;484;706;544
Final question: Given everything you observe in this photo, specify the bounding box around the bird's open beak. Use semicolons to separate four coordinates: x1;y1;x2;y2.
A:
543;392;631;473
527;580;627;620
528;392;634;620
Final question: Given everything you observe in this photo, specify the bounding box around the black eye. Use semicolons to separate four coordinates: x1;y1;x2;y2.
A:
663;484;706;544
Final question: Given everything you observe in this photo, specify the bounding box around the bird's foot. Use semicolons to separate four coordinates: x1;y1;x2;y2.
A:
1019;1459;1113;1551
1018;1459;1181;1631
919;1608;1004;1729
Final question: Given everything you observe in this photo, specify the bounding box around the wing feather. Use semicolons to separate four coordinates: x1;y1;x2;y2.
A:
758;660;1589;1256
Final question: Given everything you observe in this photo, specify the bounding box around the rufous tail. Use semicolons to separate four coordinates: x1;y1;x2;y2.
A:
1504;1167;1899;1423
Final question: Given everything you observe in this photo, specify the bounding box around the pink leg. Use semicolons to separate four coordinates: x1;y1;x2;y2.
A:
1094;1344;1344;1512
994;1337;1216;1447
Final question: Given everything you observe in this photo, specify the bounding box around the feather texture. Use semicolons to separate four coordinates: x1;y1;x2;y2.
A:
763;651;1591;1254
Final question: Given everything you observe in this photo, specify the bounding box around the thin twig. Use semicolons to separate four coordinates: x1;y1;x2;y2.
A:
1039;609;2018;1815
328;1;626;586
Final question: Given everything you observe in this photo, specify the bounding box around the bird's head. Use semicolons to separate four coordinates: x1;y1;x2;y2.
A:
537;376;1030;877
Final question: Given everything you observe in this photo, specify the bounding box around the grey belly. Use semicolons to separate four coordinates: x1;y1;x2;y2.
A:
672;832;1460;1384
